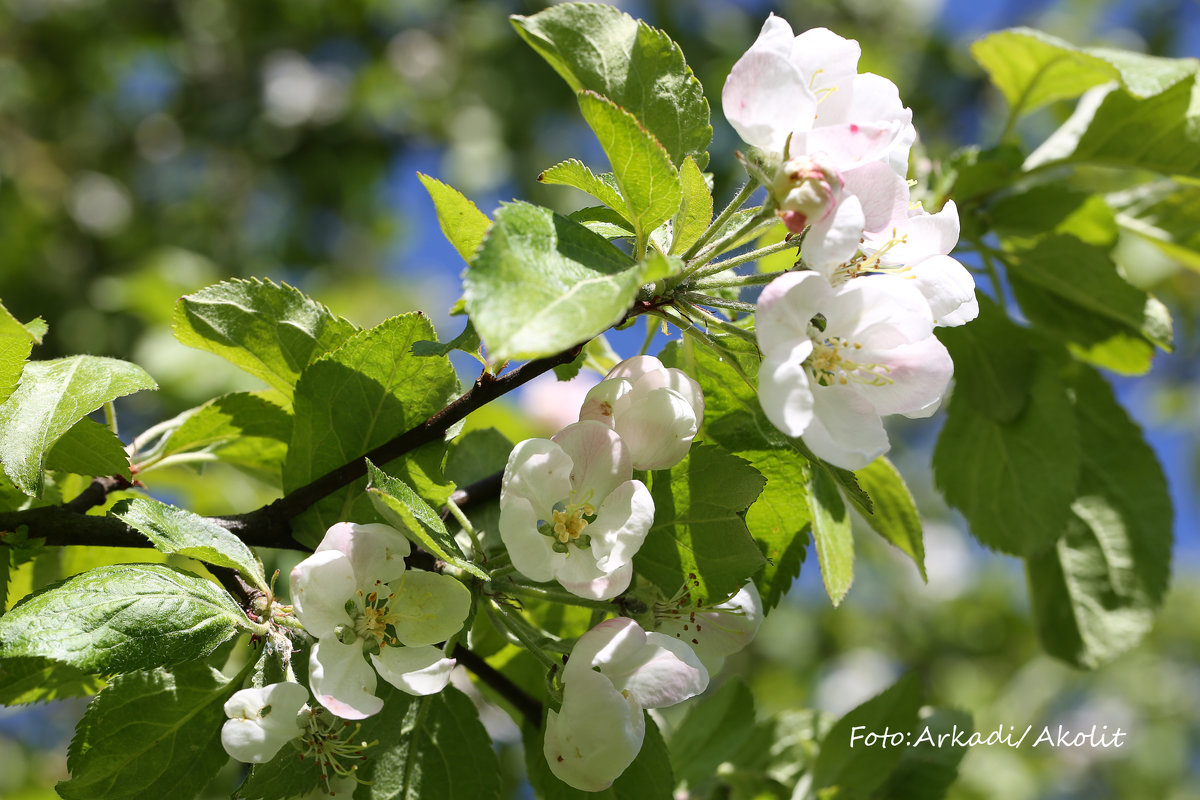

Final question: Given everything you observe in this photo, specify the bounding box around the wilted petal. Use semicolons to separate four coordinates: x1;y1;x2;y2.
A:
309;637;381;720
371;645;456;696
544;668;645;792
316;521;411;590
290;549;357;640
388;570;472;646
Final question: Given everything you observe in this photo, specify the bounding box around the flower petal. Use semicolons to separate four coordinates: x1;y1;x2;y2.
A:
316;522;411;590
910;255;978;326
544;667;645;792
499;494;558;583
552;420;631;503
558;561;635;602
290;549;357;640
221;682;309;764
803;384;889;470
865;336;954;417
388;569;472;646
721;16;817;152
756;271;831;355
802;193;866;270
757;340;816;438
500;437;574;519
612;387;698;470
371;645;456;696
587;480;655;572
309;637;381;720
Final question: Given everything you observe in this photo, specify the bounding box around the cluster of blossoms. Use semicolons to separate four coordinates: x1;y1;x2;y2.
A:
501;357;765;790
499;355;703;601
220;522;471;792
723;16;978;469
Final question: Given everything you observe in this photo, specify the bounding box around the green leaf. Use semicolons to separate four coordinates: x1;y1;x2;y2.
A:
0;655;106;705
811;673;923;797
1027;366;1172;668
0;356;156;496
45;417;131;479
668;341;810;611
935;295;1035;423
464;202;643;362
1025;77;1200;178
357;684;503;800
161;392;291;458
934;360;1080;556
970;27;1196;119
540;159;627;214
668;679;757;790
365;460;488;580
1002;234;1172;353
512;2;711;168
283;313;460;545
1109;178;1200;273
0;301;38;406
877;708;973;800
412;320;482;360
525;715;674;800
112;497;268;592
568;206;637;240
417;173;492;263
807;465;853;606
0;563;253;673
59;663;243;800
856;458;925;581
943;145;1024;204
670;156;713;255
173;278;358;399
634;444;766;604
988;185;1118;248
577;90;683;251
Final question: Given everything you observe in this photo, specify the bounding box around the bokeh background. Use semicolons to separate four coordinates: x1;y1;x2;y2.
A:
1;0;1198;798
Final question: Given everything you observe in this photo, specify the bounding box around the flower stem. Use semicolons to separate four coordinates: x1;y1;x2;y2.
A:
686;209;775;274
485;599;563;671
681;178;760;261
496;581;617;612
691;268;794;291
685;236;799;283
675;300;759;344
677;292;758;315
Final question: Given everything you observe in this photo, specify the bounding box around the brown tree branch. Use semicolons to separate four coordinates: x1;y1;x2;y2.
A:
0;345;580;552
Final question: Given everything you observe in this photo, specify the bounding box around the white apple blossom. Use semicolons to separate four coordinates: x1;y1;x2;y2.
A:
290;522;471;719
755;271;953;469
221;682;310;763
853;200;979;327
500;421;654;600
578;355;704;470
653;582;763;673
722;15;915;268
545;618;708;791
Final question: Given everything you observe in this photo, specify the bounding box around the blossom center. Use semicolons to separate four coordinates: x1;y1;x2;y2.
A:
352;590;399;648
806;335;892;387
552;502;594;544
297;707;376;792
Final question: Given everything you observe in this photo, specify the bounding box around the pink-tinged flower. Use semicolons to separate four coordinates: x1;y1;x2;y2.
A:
755;271;953;469
500;421;654;600
290;522;471;719
221;682;310;763
722;16;915;269
545;618;708;791
855;201;979;327
653;582;764;673
579;356;704;471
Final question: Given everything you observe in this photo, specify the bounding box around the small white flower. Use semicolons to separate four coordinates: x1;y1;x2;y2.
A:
221;682;310;764
579;356;704;471
500;421;654;600
653;582;764;673
290;522;471;719
856;201;979;327
755;271;953;469
545;618;708;791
